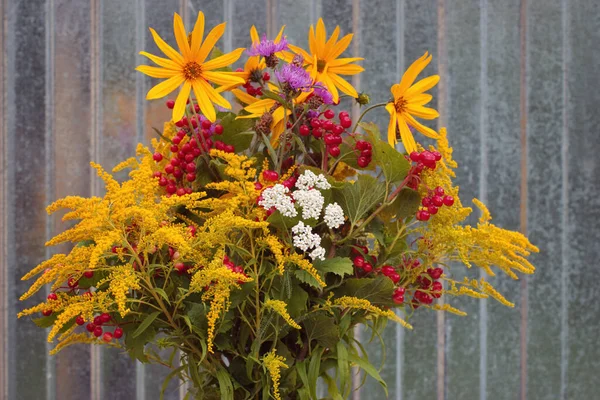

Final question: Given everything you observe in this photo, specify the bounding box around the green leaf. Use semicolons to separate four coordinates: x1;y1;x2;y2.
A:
33;313;58;328
152;127;173;144
294;270;324;289
132;311;161;338
335;276;395;306
154;287;171;305
336;341;350;396
313;257;353;278
217;113;255;152
261;90;287;106
308;348;323;400
348;352;388;397
382;188;421;222
360;122;411;185
215;364;235;400
332;174;386;225
303;312;339;349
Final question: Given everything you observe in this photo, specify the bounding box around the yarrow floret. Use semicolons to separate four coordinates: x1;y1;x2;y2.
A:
259;184;297;217
295;170;331;191
324;202;345;229
309;246;326;261
291;221;321;252
247;34;289;57
292;189;325;220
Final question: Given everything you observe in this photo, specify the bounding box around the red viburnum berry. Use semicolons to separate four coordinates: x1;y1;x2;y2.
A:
153;152;163;162
166;99;175;109
353;256;365;268
86;323;96;332
428;267;443;280
93;326;103;337
434;186;445;196
201;119;212;129
416;210;430;221
340;117;352;129
214;124;223;135
409;151;421;162
262;71;270;81
324;109;335;119
47;293;58;301
299;125;310;136
113;328;123;339
357;156;370;168
83;270;94;279
76;316;85;326
332;124;344;135
381;265;395;276
443;195;455;206
390;272;401;284
42;310;52;317
432;281;443;298
428;205;439;215
363;263;373;273
100;313;111;323
102;332;113;342
432;195;444;207
422;197;432;207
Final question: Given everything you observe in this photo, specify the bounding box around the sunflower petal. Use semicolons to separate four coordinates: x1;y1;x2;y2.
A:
140;51;181;70
232;89;260;105
327;33;353;61
146;74;185;100
250;25;260;44
406;104;439;120
136;65;179;79
405;75;440;97
321;73;339;104
149;28;184;65
173;13;191;59
203;70;245;86
245;99;277;114
198;22;226;63
315;18;326;57
172;81;191;121
397;52;431;93
328;57;364;67
275;25;286;43
287;45;312;64
398;118;417;153
407;93;433;106
329;73;358;98
324;26;340;54
308;25;316;55
192;81;216;122
385;103;398;145
190;12;205;58
328;64;365;75
404;113;439;139
199;79;231;109
203;48;245;70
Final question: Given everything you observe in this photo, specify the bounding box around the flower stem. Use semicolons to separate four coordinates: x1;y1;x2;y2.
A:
351;102;387;133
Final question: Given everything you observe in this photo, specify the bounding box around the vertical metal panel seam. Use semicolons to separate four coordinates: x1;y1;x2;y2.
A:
224;0;232;52
134;1;147;399
518;0;529;398
0;0;8;396
559;0;569;398
478;0;489;399
436;1;447;400
350;3;361;398
89;1;104;398
45;0;57;398
395;2;405;400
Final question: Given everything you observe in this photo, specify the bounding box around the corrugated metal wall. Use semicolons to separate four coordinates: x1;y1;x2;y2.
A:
1;0;599;399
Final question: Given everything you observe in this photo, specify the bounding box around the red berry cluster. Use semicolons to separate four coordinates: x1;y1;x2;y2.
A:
223;255;249;284
351;246;375;273
298;110;352;158
83;312;124;342
353;140;373;168
411;267;444;308
416;186;455;221
155;101;228;197
236;69;270;96
406;150;442;190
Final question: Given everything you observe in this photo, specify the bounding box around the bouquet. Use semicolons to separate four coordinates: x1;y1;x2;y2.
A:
19;12;538;400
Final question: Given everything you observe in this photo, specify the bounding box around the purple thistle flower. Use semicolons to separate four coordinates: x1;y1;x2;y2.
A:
247;34;289;58
275;63;313;92
312;83;333;105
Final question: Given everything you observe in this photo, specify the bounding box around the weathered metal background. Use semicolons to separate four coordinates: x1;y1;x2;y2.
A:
1;0;598;399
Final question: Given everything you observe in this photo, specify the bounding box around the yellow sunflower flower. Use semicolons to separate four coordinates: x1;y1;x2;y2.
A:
136;12;245;122
385;52;440;153
282;18;363;103
232;88;310;145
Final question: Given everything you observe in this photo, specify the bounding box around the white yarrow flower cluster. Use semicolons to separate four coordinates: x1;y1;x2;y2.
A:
258;184;297;217
295;170;331;191
292;189;325;220
324;202;345;229
291;221;326;260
